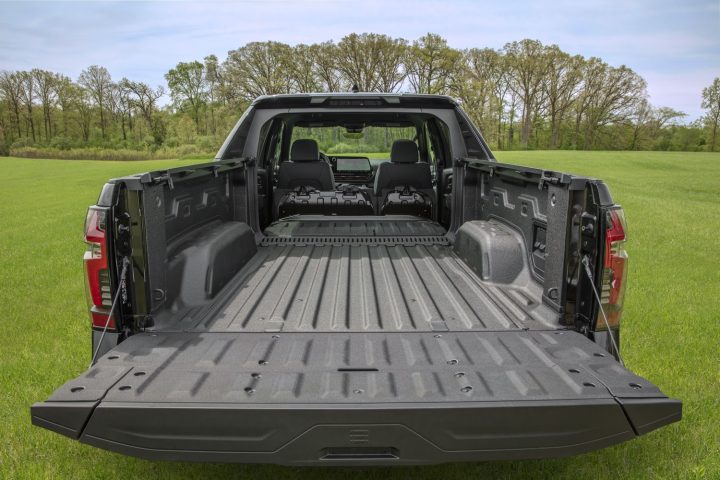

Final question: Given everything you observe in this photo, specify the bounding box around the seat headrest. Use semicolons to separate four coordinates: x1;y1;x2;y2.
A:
290;139;319;162
390;140;419;164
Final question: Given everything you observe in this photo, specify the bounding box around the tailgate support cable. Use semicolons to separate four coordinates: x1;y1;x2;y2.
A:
581;256;624;367
90;257;130;367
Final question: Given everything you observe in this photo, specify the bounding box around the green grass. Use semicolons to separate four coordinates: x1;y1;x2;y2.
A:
1;152;718;479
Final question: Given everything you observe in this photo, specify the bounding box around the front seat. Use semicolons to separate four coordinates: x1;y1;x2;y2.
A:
374;139;434;217
276;139;335;191
274;139;335;218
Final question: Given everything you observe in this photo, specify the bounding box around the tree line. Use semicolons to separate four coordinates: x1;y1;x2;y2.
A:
1;33;718;158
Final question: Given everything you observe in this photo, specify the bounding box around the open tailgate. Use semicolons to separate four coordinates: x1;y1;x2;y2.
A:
32;330;680;465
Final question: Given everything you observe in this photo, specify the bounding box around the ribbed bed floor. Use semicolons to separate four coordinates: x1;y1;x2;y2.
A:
162;217;557;333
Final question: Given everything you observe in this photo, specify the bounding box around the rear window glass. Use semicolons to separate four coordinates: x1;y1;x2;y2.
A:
290;126;417;160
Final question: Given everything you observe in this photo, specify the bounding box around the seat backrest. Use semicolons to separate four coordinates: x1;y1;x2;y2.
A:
276;139;335;191
374;140;432;195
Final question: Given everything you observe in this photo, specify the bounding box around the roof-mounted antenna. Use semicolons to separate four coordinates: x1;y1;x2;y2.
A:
351;84;360;93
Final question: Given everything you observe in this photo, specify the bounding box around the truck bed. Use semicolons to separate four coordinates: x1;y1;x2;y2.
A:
32;218;681;465
32;105;682;466
157;217;557;333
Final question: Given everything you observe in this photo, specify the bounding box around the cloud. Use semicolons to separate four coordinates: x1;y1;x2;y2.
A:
644;68;719;116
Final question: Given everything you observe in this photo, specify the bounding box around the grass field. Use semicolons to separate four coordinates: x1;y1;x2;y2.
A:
1;151;718;479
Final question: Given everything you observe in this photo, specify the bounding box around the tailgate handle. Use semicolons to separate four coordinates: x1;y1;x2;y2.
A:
321;447;398;460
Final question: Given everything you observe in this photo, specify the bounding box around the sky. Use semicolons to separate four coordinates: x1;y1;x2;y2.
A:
0;0;718;120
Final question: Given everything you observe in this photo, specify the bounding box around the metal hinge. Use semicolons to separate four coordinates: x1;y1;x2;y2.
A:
454;157;468;168
153;173;174;190
538;171;560;190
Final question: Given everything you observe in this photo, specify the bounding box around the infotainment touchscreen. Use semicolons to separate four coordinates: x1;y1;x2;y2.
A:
336;157;372;172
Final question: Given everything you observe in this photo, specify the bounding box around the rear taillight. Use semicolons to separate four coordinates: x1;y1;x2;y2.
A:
597;207;628;330
84;207;115;329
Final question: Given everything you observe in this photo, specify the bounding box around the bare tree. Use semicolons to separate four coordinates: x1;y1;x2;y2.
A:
628;102;685;150
224;42;294;102
573;57;605;149
701;77;720;151
406;33;460;94
54;74;74;137
582;64;646;149
121;79;165;145
543;48;583;149
204;55;221;133
110;81;133;141
78;65;113;139
467;50;513;150
336;33;407;92
455;48;506;145
72;85;93;142
32;69;59;140
312;42;344;92
0;71;23;139
503;40;552;148
290;44;320;93
165;61;208;131
0;100;7;148
18;71;37;142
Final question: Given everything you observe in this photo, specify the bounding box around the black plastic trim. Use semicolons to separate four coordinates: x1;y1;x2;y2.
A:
66;398;676;465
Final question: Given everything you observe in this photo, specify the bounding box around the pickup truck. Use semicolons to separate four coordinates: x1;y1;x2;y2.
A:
32;93;681;466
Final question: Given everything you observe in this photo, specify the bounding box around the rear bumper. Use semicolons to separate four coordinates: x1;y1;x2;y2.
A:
32;397;681;466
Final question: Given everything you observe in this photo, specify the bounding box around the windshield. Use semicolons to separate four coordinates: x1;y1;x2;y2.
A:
290;126;417;161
